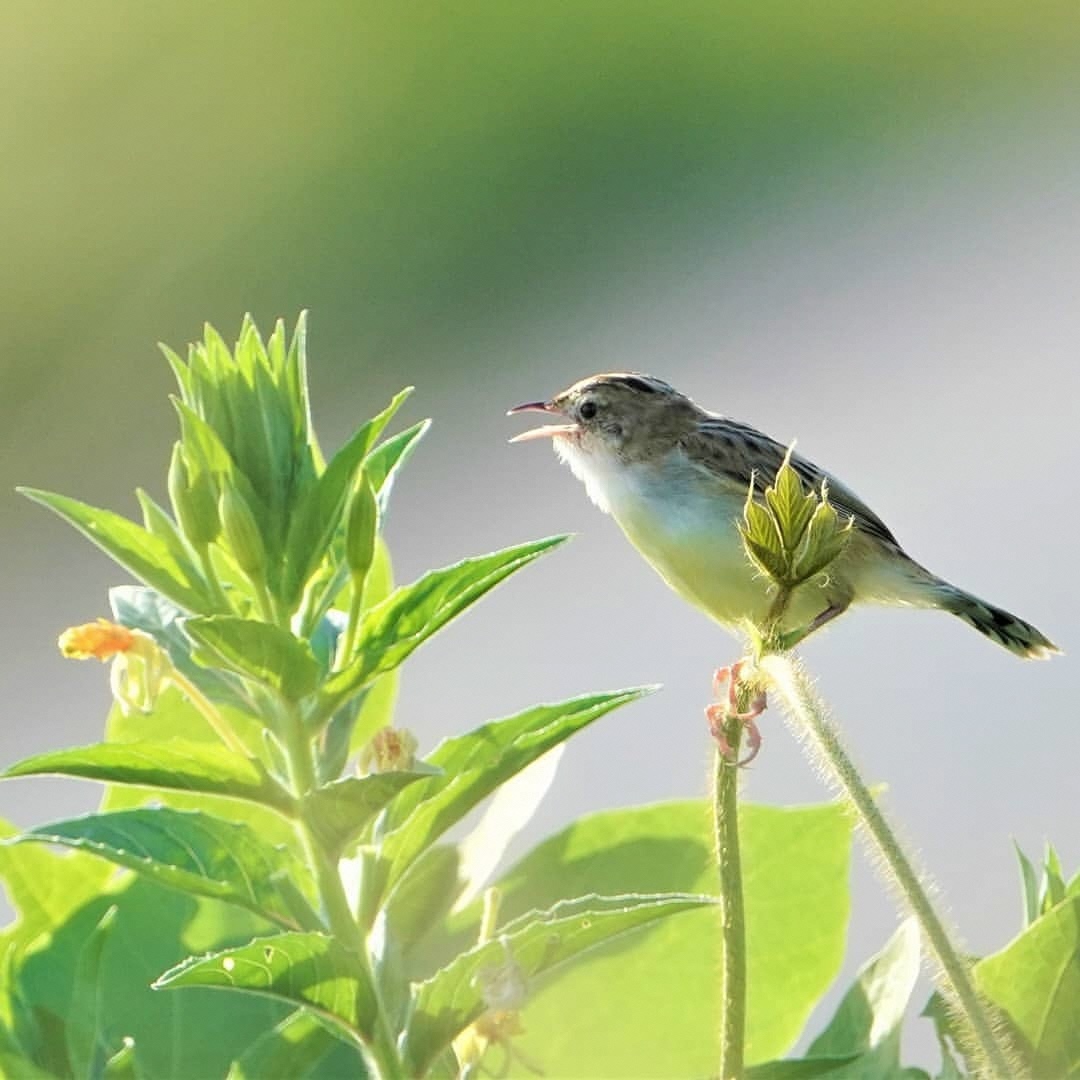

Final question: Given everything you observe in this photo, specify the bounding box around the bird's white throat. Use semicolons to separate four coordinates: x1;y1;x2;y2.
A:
553;437;623;515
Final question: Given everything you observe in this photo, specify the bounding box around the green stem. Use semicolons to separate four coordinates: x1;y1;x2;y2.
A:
714;728;746;1080
279;703;403;1079
336;577;366;671
760;654;1018;1080
251;575;279;626
196;543;232;612
168;669;249;757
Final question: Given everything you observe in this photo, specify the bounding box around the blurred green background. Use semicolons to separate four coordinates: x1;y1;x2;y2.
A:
4;3;1079;1068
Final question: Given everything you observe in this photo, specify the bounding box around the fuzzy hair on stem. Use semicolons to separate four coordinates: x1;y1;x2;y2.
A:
760;653;1024;1080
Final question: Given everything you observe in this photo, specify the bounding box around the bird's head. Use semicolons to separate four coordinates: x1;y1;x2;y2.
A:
508;373;699;463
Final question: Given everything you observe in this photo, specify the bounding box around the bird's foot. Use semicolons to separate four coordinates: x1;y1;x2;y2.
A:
707;660;766;766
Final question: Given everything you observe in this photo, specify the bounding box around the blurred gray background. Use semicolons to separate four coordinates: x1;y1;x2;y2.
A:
3;3;1078;1068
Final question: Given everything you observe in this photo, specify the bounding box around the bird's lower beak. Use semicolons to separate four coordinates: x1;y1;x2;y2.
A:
506;400;580;443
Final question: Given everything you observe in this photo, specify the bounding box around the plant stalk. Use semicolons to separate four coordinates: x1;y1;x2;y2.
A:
279;701;403;1079
167;670;249;757
714;702;747;1080
196;543;232;612
760;653;1017;1080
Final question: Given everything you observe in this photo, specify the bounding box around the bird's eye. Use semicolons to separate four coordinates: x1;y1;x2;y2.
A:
579;400;598;420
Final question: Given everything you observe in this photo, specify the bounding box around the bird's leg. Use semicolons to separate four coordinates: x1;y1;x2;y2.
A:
707;660;766;766
777;601;849;651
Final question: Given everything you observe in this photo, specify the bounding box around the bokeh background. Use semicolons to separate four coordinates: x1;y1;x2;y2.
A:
4;3;1079;1069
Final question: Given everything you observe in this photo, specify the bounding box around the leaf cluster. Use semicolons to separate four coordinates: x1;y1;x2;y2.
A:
2;316;709;1078
739;449;853;593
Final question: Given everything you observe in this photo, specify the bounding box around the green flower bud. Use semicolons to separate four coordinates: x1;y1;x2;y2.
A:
345;473;379;585
168;443;220;546
219;481;267;578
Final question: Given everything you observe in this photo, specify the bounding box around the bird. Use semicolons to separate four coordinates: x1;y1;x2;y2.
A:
508;372;1059;659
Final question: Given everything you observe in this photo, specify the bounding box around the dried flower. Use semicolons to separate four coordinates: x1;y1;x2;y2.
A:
358;726;419;774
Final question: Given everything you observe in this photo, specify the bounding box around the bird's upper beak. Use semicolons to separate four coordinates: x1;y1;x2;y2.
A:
506;400;580;443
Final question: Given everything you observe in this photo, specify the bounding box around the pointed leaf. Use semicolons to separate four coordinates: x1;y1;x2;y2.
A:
1043;843;1066;911
17;488;216;613
226;1009;350;1079
303;766;441;853
765;457;817;553
794;496;852;582
802;919;922;1076
66;906;117;1079
102;1038;140;1079
3;740;292;814
744;536;792;582
364;419;431;514
462;799;855;1074
322;537;569;706
136;489;205;584
13;809;317;931
280;388;413;606
378;688;654;898
1015;842;1040;928
401;893;713;1074
974;895;1080;1078
154;932;377;1046
185;617;320;701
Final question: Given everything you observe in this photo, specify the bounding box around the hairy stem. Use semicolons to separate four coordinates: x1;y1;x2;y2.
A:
714;704;747;1080
761;653;1018;1080
280;703;403;1079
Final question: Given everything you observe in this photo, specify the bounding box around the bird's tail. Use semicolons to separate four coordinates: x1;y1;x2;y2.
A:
937;583;1060;659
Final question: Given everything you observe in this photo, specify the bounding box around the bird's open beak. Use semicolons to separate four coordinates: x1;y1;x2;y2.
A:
506;400;580;443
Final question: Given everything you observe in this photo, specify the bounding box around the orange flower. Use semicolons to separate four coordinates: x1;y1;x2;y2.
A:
58;618;168;715
58;619;136;661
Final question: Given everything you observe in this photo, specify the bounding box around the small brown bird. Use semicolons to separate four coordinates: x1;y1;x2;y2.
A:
510;373;1059;658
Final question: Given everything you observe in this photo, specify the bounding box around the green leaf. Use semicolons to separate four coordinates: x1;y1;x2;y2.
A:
747;1059;862;1079
974;895;1080;1077
279;388;412;607
110;585;251;712
17;488;218;614
185;616;321;701
0;818;120;947
154;932;377;1047
1015;841;1040;928
453;747;564;912
378;688;654;900
364;419;431;514
13;809;317;931
226;1009;356;1079
765;454;817;553
401;893;714;1075
322;536;569;707
799;919;922;1077
1;822;288;1078
102;1037;140;1079
3;740;292;813
303;766;441;853
66;905;117;1079
1043;843;1066;911
136;489;205;586
794;494;852;582
741;496;789;581
466;799;854;1074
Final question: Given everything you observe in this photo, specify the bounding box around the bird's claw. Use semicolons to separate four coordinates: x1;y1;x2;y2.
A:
707;661;766;766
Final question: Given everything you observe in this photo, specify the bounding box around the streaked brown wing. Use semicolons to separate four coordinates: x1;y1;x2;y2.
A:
683;417;900;548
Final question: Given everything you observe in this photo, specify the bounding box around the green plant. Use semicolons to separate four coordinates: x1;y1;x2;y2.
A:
3;316;1075;1079
2;316;710;1078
